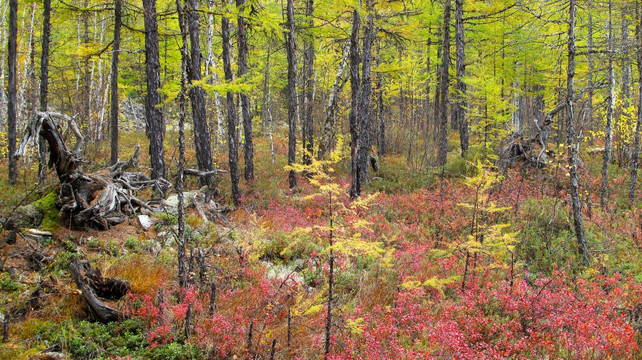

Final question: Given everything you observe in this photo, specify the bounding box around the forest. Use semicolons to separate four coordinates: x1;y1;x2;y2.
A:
0;0;641;358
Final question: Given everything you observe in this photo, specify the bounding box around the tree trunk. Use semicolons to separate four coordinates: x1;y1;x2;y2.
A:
110;0;121;165
143;0;166;185
358;6;374;184
177;0;189;291
437;0;451;167
566;0;589;265
7;0;17;185
629;4;642;203
454;0;468;156
286;0;297;189
348;10;361;198
205;0;224;149
377;38;386;157
38;0;51;181
261;43;272;135
237;0;253;181
601;0;615;209
302;0;315;165
587;0;594;146
185;0;214;187
222;1;241;205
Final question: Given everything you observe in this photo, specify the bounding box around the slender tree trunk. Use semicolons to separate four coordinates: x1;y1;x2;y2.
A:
455;0;468;155
82;0;91;133
143;0;166;184
176;0;189;290
377;38;386;157
348;10;361;198
205;0;224;149
437;0;451;166
7;0;17;184
185;0;214;187
622;8;632;164
358;6;374;183
38;0;51;181
630;4;642;203
261;43;272;134
318;40;350;159
567;0;588;265
222;0;240;204
237;0;253;180
587;1;594;146
601;0;615;209
302;0;315;165
110;0;121;165
286;0;297;189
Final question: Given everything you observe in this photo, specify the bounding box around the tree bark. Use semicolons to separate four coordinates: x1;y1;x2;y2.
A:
38;0;52;181
143;0;166;185
222;0;241;205
587;0;594;146
566;0;589;265
454;0;468;155
177;0;189;290
302;0;315;165
205;0;224;148
630;4;642;203
349;10;361;198
7;0;17;185
358;6;374;184
437;0;451;167
286;0;297;189
601;0;615;209
237;0;253;181
110;0;121;166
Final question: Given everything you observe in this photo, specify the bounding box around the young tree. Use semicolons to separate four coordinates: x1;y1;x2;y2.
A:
286;0;297;189
143;0;166;184
237;0;253;181
437;0;451;167
222;0;241;204
187;0;214;187
110;0;122;165
566;0;588;264
6;0;17;185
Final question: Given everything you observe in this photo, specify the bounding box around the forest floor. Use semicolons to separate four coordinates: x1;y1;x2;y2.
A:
0;130;641;359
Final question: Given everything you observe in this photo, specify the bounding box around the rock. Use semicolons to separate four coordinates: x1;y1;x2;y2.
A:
136;215;153;231
28;352;67;360
262;259;304;283
162;191;196;215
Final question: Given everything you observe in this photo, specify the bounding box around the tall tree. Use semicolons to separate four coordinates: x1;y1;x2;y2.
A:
222;0;241;204
286;0;297;189
454;0;468;155
630;3;642;203
301;0;314;166
186;0;214;186
566;0;588;264
601;0;615;209
437;0;451;166
143;0;166;184
38;0;51;181
357;4;374;184
110;0;122;165
348;10;361;198
237;0;253;180
6;0;17;185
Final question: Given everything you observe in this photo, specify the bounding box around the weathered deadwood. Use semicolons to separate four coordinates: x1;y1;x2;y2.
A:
75;261;130;300
69;260;125;323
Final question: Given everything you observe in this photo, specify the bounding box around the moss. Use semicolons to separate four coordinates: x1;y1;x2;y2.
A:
33;191;59;231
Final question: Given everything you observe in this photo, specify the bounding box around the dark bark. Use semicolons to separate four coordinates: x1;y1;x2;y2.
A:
630;4;642;203
587;1;594;146
222;3;241;205
377;39;386;157
566;0;588;265
358;7;374;184
7;0;17;185
38;0;52;181
143;0;166;184
601;0;615;209
349;10;361;198
454;0;468;155
69;260;124;323
187;0;214;187
82;0;91;132
237;0;253;181
177;0;189;290
302;0;315;165
110;0;122;166
437;0;451;167
286;0;297;189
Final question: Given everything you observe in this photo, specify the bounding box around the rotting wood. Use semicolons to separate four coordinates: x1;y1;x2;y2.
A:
69;259;127;323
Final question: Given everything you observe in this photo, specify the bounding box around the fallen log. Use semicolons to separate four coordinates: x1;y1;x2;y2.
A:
69;260;127;323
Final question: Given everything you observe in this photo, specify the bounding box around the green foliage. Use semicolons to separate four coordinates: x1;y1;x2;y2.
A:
32;191;60;231
0;273;22;292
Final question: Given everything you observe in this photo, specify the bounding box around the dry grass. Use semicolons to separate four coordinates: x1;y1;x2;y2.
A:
106;254;173;296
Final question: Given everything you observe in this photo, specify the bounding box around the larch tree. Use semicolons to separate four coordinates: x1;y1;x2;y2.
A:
110;0;122;165
357;2;374;184
6;0;16;185
454;0;468;155
630;3;642;203
237;0;254;181
348;9;361;198
436;0;451;167
286;0;297;189
143;0;166;185
601;0;615;209
222;0;241;204
301;0;314;166
39;0;52;180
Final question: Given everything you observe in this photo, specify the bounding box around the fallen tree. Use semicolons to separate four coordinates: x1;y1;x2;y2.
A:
14;111;169;230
